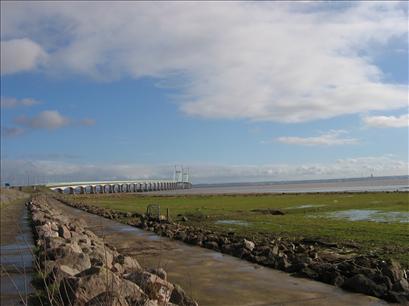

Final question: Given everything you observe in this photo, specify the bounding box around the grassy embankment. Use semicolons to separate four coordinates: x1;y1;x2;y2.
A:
0;188;31;209
69;192;409;266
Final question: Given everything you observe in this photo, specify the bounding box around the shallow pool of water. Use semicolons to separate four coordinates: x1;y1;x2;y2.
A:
287;204;325;210
215;220;250;226
324;209;409;223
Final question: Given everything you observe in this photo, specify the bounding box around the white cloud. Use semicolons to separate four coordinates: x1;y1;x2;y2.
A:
363;114;409;128
277;130;359;146
0;155;407;185
14;110;70;130
1;97;41;108
0;38;47;74
1;2;408;122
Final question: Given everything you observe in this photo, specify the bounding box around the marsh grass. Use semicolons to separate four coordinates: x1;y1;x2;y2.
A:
68;192;409;266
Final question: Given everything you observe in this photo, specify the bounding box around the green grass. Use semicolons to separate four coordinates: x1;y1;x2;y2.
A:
68;192;409;266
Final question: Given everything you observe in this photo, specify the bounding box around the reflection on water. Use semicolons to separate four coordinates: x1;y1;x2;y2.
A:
0;208;34;304
215;220;250;226
325;209;409;223
286;204;326;210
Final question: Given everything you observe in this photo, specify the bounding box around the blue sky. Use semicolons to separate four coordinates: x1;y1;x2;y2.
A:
1;1;408;184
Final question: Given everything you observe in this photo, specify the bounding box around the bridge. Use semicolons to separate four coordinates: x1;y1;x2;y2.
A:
47;179;192;194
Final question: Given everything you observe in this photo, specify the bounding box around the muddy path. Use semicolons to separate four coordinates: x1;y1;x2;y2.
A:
0;201;34;306
51;198;386;306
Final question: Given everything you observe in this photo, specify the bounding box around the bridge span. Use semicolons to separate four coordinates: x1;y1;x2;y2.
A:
47;180;192;195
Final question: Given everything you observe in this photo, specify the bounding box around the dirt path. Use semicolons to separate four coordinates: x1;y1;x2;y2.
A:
51;198;387;306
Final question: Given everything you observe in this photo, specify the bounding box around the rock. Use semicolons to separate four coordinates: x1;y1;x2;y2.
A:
204;241;219;250
384;291;409;304
251;209;285;215
220;243;232;253
54;248;92;273
295;267;319;280
277;256;291;271
381;259;403;283
311;263;344;286
392;278;409;292
148;268;167;281
44;236;66;250
89;247;114;269
61;267;146;305
47;264;80;283
115;255;142;273
112;263;125;274
170;284;198;306
58;225;71;239
50;222;59;232
125;271;174;304
342;274;387;298
175;231;187;241
270;210;285;215
243;239;255;251
85;291;130;306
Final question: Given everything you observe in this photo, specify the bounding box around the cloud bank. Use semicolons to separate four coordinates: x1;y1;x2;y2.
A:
1;97;41;108
14;110;70;130
363;114;409;128
1;2;408;123
277;130;359;146
0;38;46;74
1;156;407;185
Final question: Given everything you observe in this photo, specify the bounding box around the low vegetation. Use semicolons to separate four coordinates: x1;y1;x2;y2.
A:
69;192;409;266
0;187;30;209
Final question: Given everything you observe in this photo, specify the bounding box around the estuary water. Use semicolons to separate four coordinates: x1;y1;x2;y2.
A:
146;176;409;195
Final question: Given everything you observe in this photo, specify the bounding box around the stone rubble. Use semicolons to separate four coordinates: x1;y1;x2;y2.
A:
27;195;198;306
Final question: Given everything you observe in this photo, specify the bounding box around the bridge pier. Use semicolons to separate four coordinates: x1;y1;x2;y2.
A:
49;179;192;194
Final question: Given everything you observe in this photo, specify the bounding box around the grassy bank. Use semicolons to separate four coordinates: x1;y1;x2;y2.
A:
0;188;30;209
68;192;409;266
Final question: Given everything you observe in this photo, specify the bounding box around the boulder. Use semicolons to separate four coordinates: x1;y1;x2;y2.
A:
47;264;80;283
89;247;114;269
169;284;198;306
60;267;146;305
49;246;92;272
381;259;403;283
204;241;219;250
342;274;387;298
115;255;142;273
243;239;255;251
148;268;167;281
124;271;174;304
392;278;409;292
85;291;130;306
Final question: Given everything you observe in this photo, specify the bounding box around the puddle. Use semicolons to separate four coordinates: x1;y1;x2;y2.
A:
287;204;325;210
0;206;34;303
323;210;409;223
215;220;250;226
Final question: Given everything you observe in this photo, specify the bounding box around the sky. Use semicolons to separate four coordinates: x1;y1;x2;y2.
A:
1;1;408;185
